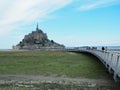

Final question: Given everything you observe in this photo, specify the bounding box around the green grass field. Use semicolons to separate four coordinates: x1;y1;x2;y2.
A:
0;51;110;78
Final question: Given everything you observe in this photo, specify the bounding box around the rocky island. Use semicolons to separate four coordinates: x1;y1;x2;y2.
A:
13;24;65;50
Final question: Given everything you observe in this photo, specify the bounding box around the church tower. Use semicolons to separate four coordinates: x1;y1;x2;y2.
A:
36;23;39;31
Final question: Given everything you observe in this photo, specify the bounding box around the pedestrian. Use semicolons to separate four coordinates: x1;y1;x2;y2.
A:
102;46;105;51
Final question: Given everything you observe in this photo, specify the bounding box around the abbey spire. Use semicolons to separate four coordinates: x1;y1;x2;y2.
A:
36;23;39;31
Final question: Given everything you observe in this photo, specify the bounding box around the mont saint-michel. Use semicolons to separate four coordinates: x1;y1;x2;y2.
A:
13;24;65;50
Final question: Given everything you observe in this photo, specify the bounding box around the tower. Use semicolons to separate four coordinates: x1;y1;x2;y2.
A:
36;23;39;31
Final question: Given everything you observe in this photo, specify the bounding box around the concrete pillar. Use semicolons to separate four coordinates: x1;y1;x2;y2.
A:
113;73;120;82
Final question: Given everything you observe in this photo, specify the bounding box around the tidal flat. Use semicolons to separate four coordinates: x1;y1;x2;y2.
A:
0;51;119;89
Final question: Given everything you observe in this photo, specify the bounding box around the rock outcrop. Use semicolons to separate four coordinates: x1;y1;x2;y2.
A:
13;24;65;50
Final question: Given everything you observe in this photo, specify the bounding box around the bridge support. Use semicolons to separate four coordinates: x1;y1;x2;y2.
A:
113;73;120;82
109;68;114;74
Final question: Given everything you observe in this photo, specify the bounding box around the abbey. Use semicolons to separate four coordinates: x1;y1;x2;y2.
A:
13;24;65;50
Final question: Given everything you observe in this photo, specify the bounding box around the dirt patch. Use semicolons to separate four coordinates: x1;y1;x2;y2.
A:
0;75;119;90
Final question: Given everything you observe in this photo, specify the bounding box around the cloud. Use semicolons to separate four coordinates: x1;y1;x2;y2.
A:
78;0;120;11
0;0;119;36
0;0;72;36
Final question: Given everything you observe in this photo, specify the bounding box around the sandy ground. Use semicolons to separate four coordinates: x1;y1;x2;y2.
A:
0;74;119;86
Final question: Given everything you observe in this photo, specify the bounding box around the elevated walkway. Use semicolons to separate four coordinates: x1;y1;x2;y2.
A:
66;48;120;82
